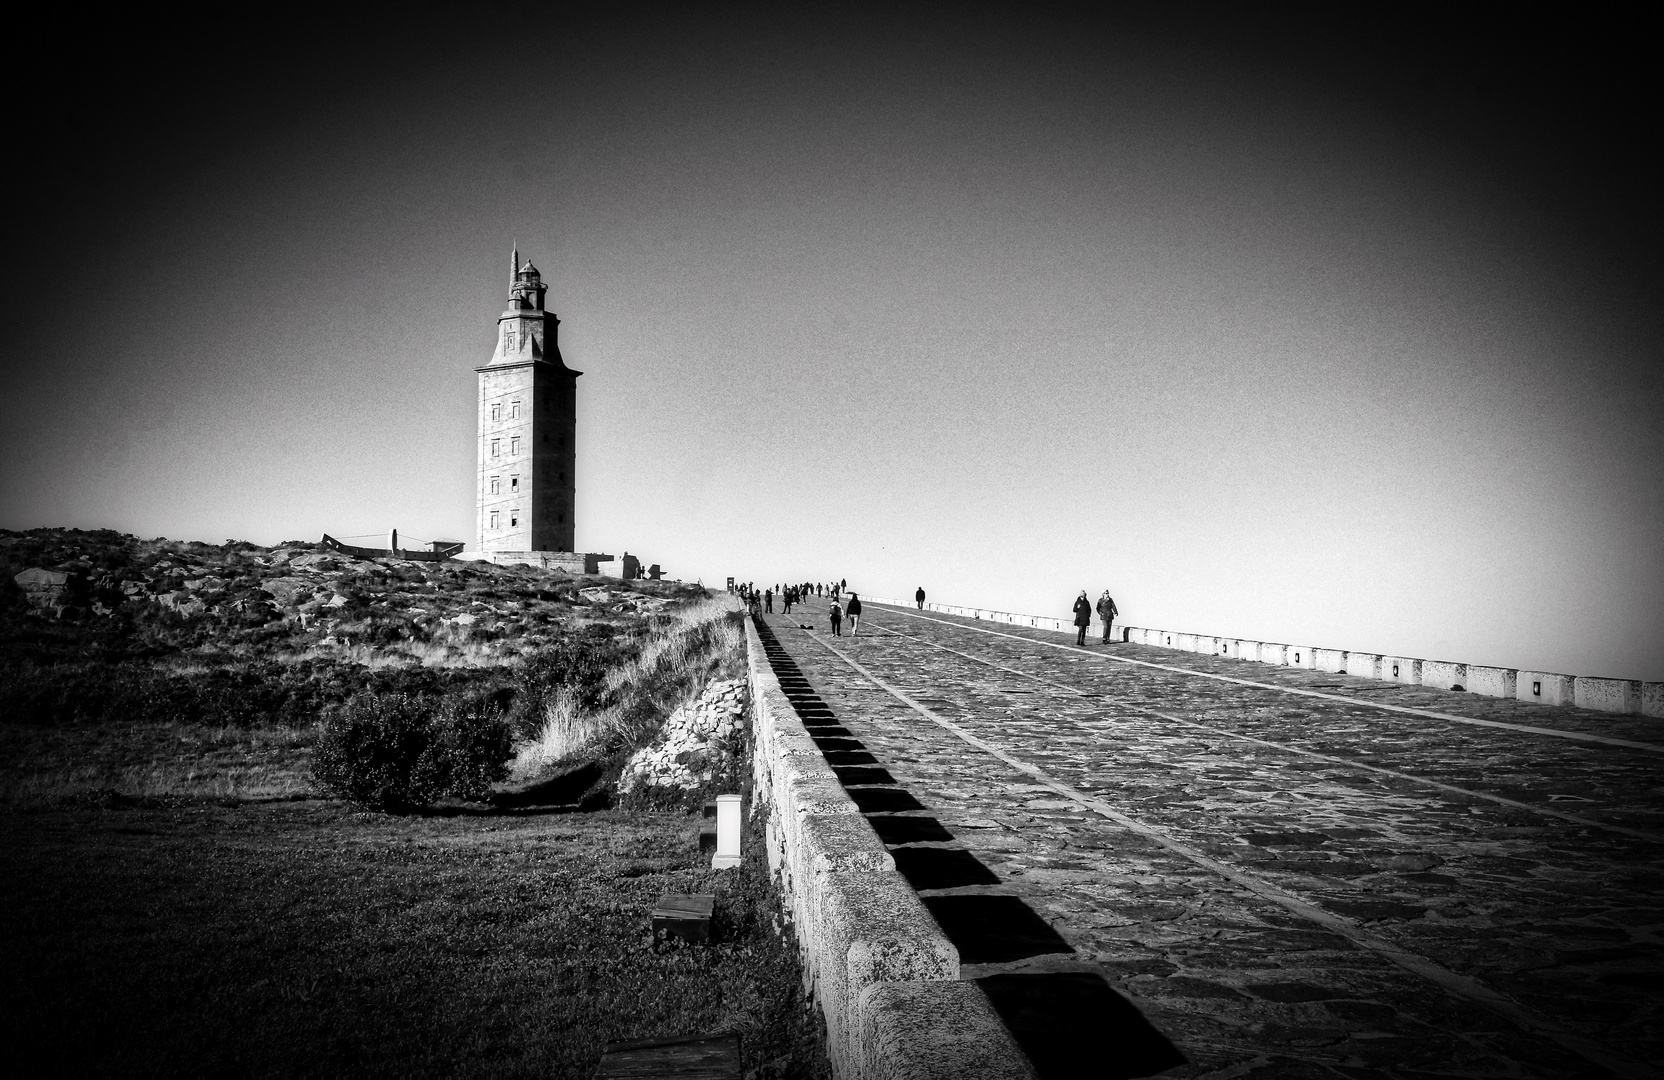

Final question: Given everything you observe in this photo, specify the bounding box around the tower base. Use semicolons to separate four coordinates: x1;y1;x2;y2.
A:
456;550;611;574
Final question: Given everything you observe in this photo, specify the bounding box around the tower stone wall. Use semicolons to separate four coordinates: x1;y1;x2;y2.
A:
476;252;580;552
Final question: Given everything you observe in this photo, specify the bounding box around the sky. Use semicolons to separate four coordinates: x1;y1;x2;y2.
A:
3;9;1660;680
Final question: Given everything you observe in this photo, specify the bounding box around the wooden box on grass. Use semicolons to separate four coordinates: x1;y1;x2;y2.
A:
592;1032;740;1078
652;894;715;943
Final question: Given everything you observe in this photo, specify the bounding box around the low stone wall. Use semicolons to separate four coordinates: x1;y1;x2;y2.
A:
744;620;1036;1080
861;596;1662;719
454;549;601;573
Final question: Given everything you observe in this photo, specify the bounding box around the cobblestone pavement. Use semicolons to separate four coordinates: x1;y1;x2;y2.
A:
759;604;1664;1079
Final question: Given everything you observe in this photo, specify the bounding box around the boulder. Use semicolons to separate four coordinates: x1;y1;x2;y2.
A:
14;568;68;609
259;577;312;605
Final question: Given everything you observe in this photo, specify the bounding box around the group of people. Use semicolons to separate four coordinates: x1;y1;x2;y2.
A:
737;578;869;636
742;579;1118;647
1071;589;1120;646
742;579;848;615
778;580;841;614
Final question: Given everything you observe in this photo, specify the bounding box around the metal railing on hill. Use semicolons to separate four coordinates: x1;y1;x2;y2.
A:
320;534;465;562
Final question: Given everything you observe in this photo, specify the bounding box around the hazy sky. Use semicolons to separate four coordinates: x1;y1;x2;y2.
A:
4;11;1660;680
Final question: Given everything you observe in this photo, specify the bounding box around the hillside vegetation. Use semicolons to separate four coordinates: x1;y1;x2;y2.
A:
0;528;738;806
0;529;827;1077
1;528;688;730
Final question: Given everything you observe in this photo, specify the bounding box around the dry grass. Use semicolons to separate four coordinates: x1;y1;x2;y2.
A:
509;595;744;781
397;630;515;668
601;596;745;697
508;686;605;781
0;723;316;806
263;629;512;670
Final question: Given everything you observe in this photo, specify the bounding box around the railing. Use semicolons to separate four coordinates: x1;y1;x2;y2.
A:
858;596;1662;719
320;534;463;562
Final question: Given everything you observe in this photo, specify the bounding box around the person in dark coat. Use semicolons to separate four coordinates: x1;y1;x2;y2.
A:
915;586;925;609
1072;590;1092;646
829;599;843;636
764;588;773;613
846;593;863;636
1095;590;1118;643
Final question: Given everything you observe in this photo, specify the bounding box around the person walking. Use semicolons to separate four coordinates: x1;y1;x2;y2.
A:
764;588;774;614
915;586;926;609
846;593;863;636
829;599;843;637
1095;590;1118;643
1072;590;1092;646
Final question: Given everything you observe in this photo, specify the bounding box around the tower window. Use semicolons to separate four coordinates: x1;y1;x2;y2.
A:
504;326;515;351
510;436;520;456
490;402;501;422
510;511;519;527
489;511;499;529
510;399;521;419
510;476;519;491
489;476;500;495
490;439;500;457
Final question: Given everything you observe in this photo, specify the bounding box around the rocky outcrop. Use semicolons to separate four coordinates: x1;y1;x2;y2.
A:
14;568;70;611
618;678;749;794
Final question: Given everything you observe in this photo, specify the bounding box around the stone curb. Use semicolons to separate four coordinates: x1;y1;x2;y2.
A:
745;619;1038;1080
859;981;1040;1080
862;596;1662;719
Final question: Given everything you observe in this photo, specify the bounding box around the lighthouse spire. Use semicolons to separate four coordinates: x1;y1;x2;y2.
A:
511;240;520;285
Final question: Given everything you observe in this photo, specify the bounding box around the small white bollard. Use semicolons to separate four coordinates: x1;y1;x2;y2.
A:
712;794;742;869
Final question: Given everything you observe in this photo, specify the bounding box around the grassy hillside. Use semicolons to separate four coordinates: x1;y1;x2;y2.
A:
0;529;827;1077
0;528;689;737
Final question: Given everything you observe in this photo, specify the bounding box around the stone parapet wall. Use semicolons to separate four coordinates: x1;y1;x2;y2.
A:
744;620;1036;1080
454;550;600;574
860;596;1663;719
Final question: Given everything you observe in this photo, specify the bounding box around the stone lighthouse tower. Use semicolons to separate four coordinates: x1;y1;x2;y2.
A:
476;248;580;553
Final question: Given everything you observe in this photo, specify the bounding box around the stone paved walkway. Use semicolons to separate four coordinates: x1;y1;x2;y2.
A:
759;602;1664;1079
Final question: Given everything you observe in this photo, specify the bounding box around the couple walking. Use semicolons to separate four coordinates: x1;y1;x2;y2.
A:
829;593;862;636
1072;589;1118;646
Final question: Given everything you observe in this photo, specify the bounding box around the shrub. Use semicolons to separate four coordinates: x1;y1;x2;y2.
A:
311;692;512;811
511;629;633;736
418;696;515;799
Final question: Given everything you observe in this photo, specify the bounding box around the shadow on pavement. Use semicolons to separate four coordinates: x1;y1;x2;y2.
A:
864;814;955;844
890;846;1001;889
921;894;1076;964
978;972;1186;1079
